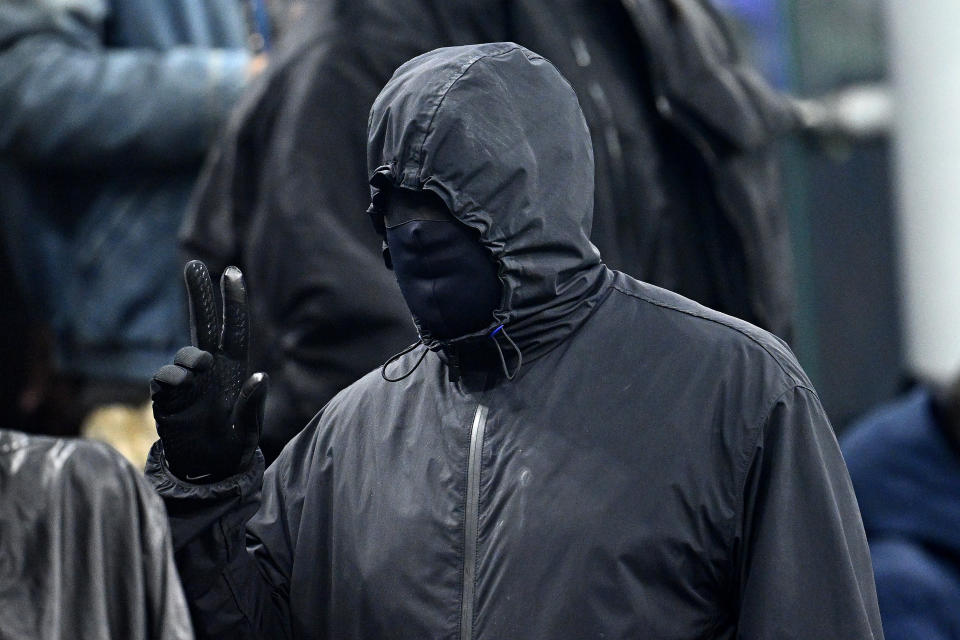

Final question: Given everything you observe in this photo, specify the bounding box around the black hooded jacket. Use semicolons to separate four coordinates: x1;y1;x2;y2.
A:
183;0;798;461
148;44;881;639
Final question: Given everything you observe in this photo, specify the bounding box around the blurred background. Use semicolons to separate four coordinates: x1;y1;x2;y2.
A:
719;0;960;430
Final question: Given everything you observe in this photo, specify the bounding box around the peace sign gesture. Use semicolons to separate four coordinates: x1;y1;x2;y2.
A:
151;261;268;482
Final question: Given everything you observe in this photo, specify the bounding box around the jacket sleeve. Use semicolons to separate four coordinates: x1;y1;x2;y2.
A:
734;385;884;639
0;0;248;169
145;441;295;639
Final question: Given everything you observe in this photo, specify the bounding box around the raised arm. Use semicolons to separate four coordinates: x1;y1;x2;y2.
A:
146;261;290;638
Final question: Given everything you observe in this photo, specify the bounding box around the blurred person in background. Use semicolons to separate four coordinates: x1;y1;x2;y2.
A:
0;429;193;639
841;377;960;639
0;0;268;466
184;0;801;462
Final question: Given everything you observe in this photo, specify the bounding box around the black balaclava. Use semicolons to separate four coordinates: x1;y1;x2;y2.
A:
382;188;501;341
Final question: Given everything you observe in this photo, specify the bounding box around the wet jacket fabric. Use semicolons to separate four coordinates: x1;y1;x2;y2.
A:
183;0;798;460
0;0;249;382
150;44;881;639
0;430;193;640
842;388;960;640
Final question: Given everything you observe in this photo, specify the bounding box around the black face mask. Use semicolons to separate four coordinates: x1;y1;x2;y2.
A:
383;189;501;340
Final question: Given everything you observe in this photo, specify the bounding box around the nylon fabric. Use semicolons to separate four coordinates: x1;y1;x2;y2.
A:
367;44;611;358
0;430;193;640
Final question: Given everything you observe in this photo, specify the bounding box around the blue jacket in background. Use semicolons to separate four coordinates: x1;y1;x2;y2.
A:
842;387;960;640
0;0;250;382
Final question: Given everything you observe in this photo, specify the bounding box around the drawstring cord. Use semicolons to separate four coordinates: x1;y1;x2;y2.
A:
489;324;523;380
380;326;523;383
381;340;428;382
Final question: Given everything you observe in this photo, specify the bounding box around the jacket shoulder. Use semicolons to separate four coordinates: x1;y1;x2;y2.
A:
610;272;807;388
288;357;422;442
1;431;166;548
25;435;150;505
1;431;136;482
321;354;428;420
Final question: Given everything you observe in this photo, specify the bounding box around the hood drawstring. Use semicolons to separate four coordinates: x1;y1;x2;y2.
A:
489;325;523;380
381;340;428;382
381;327;523;383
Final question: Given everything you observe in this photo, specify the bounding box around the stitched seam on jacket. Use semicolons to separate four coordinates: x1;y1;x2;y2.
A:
415;45;525;181
610;285;799;383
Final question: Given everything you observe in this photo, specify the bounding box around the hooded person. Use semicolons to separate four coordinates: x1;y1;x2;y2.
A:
183;0;800;463
146;43;882;639
0;430;194;640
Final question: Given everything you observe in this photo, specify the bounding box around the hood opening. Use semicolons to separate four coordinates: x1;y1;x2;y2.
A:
368;180;510;347
367;43;614;378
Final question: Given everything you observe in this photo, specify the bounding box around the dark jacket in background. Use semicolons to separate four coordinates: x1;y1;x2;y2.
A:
842;388;960;640
152;43;879;640
184;0;799;460
0;430;194;640
0;0;249;383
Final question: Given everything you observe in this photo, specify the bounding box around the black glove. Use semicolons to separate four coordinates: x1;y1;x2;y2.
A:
151;261;268;482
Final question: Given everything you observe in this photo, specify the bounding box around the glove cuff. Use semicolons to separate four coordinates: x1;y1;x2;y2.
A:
146;439;264;496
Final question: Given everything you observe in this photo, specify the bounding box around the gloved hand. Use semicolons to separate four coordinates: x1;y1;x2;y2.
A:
151;261;268;482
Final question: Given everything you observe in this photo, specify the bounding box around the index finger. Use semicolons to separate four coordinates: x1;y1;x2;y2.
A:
184;260;222;352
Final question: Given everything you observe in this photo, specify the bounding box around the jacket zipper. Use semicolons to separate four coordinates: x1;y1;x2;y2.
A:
460;404;489;640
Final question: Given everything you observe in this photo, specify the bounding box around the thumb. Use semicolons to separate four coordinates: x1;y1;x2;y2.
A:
233;372;269;467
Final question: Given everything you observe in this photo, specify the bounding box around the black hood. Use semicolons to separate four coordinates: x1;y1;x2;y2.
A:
367;42;613;362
